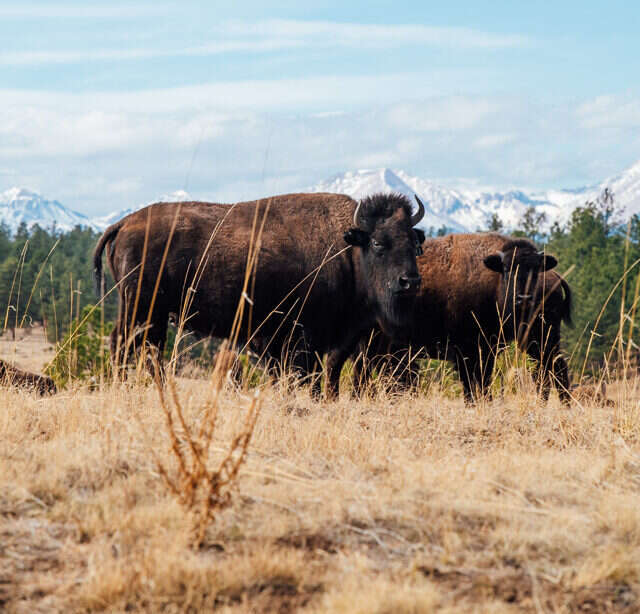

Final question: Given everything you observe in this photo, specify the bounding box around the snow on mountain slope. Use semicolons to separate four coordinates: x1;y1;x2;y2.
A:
583;159;640;217
308;168;466;231
0;187;93;233
2;159;640;235
309;168;576;232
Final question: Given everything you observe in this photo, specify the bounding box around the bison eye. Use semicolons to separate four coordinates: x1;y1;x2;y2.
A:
371;239;383;250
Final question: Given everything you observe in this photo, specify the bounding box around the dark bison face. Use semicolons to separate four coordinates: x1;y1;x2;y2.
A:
484;239;558;318
344;193;426;331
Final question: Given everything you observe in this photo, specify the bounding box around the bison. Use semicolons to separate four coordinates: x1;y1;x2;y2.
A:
350;233;572;404
0;359;57;395
93;192;425;398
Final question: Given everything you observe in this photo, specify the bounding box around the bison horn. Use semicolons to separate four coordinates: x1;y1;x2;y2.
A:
412;195;426;226
353;201;364;228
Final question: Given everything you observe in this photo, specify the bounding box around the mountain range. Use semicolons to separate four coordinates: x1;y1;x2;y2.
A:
2;160;640;235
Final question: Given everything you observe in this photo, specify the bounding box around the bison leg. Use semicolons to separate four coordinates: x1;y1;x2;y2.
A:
350;336;378;398
308;354;323;400
523;322;570;405
350;332;418;397
110;290;169;382
274;328;323;398
479;343;496;401
139;312;169;382
290;345;323;399
552;354;571;405
391;346;422;392
326;336;361;401
454;350;474;404
455;343;494;404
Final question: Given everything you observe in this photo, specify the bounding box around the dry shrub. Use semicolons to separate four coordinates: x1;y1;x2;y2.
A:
149;342;261;546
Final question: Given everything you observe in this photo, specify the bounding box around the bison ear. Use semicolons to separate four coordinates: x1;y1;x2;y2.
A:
414;229;426;245
542;254;558;270
344;228;369;247
483;253;504;273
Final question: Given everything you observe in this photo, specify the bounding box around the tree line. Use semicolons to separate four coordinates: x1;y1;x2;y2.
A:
0;192;637;374
0;222;117;344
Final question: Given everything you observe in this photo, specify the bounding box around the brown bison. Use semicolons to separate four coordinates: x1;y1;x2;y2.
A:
0;359;57;395
350;233;572;404
93;192;425;398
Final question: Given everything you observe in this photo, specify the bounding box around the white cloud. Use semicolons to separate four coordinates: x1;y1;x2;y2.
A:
107;178;143;195
0;40;299;66
1;74;444;114
387;98;498;132
577;95;640;129
219;20;530;50
0;19;529;66
473;133;516;148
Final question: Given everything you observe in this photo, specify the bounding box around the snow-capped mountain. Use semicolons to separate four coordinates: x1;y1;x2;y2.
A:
0;187;94;234
308;169;467;231
2;159;640;235
399;170;587;231
0;188;193;235
309;168;594;232
577;159;640;218
307;161;640;232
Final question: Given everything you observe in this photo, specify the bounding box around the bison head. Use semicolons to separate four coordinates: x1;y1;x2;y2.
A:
344;193;425;331
483;239;558;319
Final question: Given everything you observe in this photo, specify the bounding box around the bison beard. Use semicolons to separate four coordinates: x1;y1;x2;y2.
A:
382;290;418;333
93;191;425;398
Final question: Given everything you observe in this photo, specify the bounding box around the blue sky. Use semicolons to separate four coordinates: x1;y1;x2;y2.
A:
1;1;639;215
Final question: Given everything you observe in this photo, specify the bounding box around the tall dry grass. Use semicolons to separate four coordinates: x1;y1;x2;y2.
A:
1;366;639;612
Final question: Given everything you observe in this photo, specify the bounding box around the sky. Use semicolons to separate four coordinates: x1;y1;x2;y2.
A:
1;1;640;215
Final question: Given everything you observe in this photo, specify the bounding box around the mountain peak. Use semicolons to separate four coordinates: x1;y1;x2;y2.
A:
307;168;466;231
1;187;42;202
0;187;90;233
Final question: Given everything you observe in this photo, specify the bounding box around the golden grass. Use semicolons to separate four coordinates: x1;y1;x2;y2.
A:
2;368;640;613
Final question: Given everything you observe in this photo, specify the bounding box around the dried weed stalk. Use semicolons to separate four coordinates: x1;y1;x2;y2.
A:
151;343;261;546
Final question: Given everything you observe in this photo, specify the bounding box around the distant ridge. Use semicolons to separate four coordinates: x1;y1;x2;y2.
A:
0;187;93;234
2;159;640;234
0;189;191;234
308;169;586;232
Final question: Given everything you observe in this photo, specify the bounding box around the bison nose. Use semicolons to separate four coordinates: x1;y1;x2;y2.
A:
398;275;421;291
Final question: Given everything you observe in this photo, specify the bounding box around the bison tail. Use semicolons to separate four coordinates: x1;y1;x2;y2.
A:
559;276;573;327
93;221;122;299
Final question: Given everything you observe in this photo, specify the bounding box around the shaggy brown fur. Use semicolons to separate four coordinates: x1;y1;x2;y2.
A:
572;380;614;407
0;359;57;395
93;192;424;398
352;233;572;404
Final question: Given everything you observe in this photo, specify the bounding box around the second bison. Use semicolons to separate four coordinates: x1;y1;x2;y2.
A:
351;233;572;403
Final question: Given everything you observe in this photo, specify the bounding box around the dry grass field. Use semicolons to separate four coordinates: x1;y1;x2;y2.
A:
1;334;640;613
